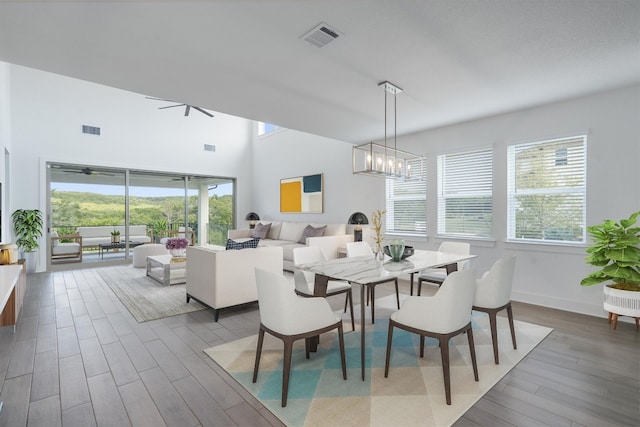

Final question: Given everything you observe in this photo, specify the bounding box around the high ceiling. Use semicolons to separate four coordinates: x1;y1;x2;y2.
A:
1;1;638;144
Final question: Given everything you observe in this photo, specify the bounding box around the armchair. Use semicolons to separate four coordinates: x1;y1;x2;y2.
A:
416;241;471;295
50;231;83;263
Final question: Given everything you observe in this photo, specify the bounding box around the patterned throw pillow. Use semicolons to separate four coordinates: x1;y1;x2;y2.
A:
251;222;271;239
226;238;261;250
298;225;327;244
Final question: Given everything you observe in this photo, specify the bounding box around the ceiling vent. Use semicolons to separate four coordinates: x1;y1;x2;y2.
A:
204;144;216;152
301;23;342;48
82;125;100;135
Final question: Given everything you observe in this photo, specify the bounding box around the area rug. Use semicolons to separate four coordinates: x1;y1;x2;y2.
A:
204;295;552;427
97;266;206;322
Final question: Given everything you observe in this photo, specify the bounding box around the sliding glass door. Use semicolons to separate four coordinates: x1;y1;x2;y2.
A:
47;162;234;269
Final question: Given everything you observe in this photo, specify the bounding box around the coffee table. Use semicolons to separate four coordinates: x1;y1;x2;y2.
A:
146;254;186;286
98;241;144;259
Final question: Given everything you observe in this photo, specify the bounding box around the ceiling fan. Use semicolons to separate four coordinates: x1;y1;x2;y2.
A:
62;167;115;176
146;97;214;118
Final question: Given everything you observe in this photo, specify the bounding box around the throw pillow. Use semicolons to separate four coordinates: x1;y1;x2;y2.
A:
226;238;261;250
298;224;327;244
251;222;271;239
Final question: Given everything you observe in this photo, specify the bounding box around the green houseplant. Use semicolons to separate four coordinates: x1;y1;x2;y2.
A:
580;210;640;291
12;209;43;253
581;210;640;329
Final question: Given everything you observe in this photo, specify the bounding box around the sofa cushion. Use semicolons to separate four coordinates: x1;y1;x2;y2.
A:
279;222;309;242
266;221;282;240
298;224;327;244
251;223;271;239
51;231;59;246
226;238;260;250
323;223;346;236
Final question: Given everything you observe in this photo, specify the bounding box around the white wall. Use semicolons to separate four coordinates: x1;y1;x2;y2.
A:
7;64;253;271
251;85;640;319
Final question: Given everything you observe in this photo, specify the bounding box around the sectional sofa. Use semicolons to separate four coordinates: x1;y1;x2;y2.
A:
227;220;354;271
75;225;152;248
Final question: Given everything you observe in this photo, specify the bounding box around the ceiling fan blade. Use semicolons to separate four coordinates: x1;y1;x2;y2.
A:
184;105;191;116
192;106;214;117
158;104;185;110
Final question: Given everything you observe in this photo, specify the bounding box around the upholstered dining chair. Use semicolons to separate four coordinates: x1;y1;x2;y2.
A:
345;241;400;323
416;241;471;295
293;246;355;331
384;268;479;405
473;256;517;364
253;268;347;407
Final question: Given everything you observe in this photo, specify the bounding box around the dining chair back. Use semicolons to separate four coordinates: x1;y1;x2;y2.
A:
473;256;517;364
253;268;347;406
345;241;374;258
417;241;471;294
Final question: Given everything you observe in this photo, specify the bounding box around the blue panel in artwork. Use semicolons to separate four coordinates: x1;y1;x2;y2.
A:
303;174;322;193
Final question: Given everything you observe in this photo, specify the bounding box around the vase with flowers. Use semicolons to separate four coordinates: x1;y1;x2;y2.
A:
166;237;189;260
372;209;386;261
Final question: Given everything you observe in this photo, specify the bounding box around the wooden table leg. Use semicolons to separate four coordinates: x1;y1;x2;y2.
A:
360;283;366;381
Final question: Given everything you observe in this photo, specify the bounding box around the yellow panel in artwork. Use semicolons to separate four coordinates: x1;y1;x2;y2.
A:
280;181;302;212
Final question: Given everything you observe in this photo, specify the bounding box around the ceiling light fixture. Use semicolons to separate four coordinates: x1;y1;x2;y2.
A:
352;81;424;180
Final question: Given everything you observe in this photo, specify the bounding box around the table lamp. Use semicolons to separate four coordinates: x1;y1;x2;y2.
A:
245;212;260;229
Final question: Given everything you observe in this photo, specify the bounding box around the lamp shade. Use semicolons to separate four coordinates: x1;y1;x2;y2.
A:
245;212;260;221
348;212;369;225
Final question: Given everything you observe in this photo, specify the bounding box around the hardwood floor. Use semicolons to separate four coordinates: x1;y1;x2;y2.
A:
0;268;638;426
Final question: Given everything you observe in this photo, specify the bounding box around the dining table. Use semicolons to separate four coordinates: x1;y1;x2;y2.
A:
300;249;477;380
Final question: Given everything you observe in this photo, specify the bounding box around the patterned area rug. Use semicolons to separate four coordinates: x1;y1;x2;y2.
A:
98;266;206;322
204;295;552;427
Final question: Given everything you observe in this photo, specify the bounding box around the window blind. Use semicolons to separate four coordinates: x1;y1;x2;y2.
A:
507;135;586;243
385;158;427;235
437;148;493;237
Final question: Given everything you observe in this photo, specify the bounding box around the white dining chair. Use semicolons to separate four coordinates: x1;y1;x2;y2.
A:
345;241;400;323
252;268;347;407
473;256;517;364
293;246;355;331
384;268;479;405
417;241;471;295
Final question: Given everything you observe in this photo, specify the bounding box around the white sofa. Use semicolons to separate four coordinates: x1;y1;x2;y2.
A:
76;225;152;248
186;244;283;321
227;221;354;271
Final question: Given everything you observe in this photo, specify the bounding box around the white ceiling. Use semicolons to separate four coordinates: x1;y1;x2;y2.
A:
1;1;638;144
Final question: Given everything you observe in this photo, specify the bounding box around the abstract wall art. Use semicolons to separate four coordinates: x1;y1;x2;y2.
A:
280;173;323;213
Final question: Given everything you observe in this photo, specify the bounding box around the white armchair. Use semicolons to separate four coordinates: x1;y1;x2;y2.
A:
384;268;479;405
252;268;347;407
473;256;517;364
293;246;355;331
345;242;400;322
50;231;83;263
416;241;470;295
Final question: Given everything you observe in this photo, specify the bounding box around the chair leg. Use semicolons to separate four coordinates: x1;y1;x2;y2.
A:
506;303;517;350
394;279;400;309
338;323;347;380
282;339;294;407
488;312;499;364
348;289;355;331
409;273;414;296
384;322;394;377
419;335;425;357
439;337;452;405
417;278;423;296
466;327;479;382
252;328;265;383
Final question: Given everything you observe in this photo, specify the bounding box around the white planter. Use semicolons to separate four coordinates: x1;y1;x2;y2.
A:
603;286;640;318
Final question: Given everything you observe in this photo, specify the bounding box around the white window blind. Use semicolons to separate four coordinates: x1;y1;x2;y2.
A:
385;159;427;235
437;148;493;237
507;135;586;243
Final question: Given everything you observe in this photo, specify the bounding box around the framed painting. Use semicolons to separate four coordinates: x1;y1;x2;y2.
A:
280;173;323;213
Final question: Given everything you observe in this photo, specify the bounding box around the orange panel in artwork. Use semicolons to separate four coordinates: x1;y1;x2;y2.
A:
280;181;302;212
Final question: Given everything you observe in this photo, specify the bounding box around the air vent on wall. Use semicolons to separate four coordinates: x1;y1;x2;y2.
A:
82;125;101;135
204;144;216;152
301;22;342;48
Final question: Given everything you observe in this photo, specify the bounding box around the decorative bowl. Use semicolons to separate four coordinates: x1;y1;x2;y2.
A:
383;245;414;260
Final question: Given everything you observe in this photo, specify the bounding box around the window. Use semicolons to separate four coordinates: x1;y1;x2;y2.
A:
437;148;493;237
507;135;586;243
257;122;281;136
385;159;427;235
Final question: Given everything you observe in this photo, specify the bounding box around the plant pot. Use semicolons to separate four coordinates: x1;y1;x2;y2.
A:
20;251;37;274
603;285;640;329
170;248;186;259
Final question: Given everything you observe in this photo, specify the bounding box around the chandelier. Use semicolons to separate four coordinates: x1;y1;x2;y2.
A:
352;81;424;180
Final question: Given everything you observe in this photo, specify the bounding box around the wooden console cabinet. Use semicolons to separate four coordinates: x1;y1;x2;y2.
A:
0;259;26;328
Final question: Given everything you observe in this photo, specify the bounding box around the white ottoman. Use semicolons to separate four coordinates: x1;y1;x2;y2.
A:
133;243;169;268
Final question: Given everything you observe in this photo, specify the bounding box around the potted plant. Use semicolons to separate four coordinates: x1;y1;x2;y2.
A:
581;210;640;329
165;237;189;259
11;209;43;273
371;209;386;260
110;229;121;244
